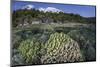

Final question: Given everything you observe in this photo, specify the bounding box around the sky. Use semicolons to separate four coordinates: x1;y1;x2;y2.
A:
12;1;96;17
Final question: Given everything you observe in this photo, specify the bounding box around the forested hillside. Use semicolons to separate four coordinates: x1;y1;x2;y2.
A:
12;9;95;27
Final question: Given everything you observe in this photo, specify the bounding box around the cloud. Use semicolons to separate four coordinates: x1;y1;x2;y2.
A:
39;7;63;13
39;8;45;11
22;5;34;10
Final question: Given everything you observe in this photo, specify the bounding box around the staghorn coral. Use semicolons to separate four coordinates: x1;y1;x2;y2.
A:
41;32;84;64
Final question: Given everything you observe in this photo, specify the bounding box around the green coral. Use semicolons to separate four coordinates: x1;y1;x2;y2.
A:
41;32;84;64
18;38;40;64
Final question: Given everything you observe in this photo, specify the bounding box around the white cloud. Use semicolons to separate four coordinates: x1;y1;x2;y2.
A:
22;5;34;10
39;7;63;13
39;8;45;11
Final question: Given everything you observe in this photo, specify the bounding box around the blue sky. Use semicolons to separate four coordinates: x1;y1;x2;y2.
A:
12;1;96;17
